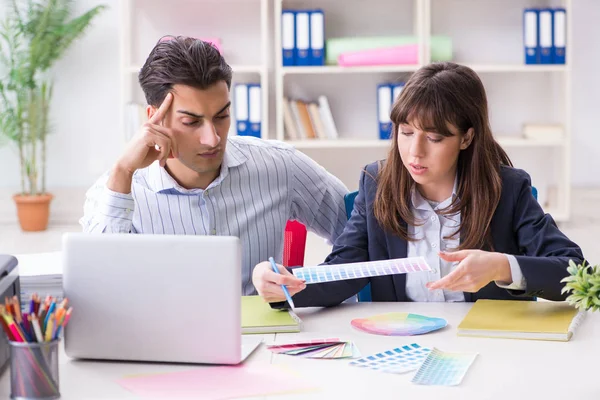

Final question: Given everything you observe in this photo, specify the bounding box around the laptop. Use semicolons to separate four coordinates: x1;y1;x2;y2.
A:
62;233;262;364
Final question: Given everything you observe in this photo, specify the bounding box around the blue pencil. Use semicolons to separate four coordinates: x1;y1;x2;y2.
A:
268;257;295;309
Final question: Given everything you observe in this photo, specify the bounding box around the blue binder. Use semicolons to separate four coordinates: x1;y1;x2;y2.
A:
392;82;405;104
523;8;539;64
553;8;566;64
281;10;296;66
248;84;262;138
309;9;325;66
295;11;311;66
539;8;554;64
377;84;393;140
234;84;250;136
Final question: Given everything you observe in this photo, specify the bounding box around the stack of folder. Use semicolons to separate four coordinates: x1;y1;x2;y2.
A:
523;8;567;64
283;96;338;140
234;83;262;138
281;9;325;66
377;82;405;140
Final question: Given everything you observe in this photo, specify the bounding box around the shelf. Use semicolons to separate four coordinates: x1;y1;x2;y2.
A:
281;65;421;75
126;64;264;74
466;64;569;73
496;136;565;147
287;139;391;149
287;136;564;149
278;64;568;75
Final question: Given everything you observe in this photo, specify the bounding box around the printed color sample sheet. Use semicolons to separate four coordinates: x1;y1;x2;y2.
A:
349;343;431;374
293;257;431;284
411;348;478;386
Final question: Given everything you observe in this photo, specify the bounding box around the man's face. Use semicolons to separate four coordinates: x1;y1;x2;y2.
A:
155;82;231;177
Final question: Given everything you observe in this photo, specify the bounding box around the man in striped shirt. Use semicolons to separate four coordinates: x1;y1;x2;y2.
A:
80;36;348;295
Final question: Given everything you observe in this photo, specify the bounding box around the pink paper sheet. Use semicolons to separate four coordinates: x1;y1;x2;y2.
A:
117;365;315;399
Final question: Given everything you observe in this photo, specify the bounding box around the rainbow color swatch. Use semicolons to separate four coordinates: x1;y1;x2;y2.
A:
351;312;447;336
293;257;431;284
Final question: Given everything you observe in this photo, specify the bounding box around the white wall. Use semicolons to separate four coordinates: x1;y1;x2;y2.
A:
0;0;599;191
0;0;122;191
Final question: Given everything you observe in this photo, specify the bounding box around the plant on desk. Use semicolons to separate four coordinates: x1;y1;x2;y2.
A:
561;260;600;312
0;0;105;231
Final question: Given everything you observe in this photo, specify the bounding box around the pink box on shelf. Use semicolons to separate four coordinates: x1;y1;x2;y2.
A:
337;44;418;67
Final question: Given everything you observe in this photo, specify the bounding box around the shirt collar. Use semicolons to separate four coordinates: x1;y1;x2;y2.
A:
146;138;249;194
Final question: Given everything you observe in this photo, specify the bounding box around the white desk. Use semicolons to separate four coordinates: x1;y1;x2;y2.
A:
1;302;598;399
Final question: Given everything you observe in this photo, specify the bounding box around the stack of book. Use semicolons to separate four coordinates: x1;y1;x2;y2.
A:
282;95;338;140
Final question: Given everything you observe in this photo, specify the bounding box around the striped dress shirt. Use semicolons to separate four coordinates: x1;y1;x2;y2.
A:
80;136;349;295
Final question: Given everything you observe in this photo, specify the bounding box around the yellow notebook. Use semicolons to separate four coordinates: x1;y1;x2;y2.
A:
457;300;586;342
241;296;302;334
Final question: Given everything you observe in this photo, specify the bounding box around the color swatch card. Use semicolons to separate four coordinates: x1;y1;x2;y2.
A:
349;343;431;374
351;312;447;336
411;348;478;386
268;338;361;359
293;257;431;284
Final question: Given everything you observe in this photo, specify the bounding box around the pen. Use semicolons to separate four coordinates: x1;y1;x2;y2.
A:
268;257;295;309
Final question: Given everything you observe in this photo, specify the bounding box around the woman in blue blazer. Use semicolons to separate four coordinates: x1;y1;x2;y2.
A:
253;62;584;307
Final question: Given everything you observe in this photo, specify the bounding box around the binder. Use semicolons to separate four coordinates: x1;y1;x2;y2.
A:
296;101;316;139
317;95;339;139
377;84;393;140
248;84;262;138
289;100;307;139
553;8;566;64
234;84;249;136
392;82;405;104
538;8;553;64
523;8;539;64
282;98;299;140
309;9;325;66
307;102;327;139
281;10;296;66
295;11;311;66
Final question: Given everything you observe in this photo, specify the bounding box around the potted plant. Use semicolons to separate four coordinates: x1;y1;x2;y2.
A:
0;0;105;231
561;260;600;311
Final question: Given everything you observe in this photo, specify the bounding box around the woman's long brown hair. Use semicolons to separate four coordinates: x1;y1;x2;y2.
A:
373;62;513;250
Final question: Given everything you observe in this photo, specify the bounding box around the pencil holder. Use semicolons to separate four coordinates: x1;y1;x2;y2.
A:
9;339;60;400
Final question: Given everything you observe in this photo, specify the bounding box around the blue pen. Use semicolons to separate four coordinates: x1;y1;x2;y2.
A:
268;257;295;309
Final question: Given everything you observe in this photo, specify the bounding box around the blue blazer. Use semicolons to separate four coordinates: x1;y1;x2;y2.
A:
290;162;584;307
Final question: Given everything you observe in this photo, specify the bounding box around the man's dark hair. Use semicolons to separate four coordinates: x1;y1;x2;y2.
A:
139;36;233;106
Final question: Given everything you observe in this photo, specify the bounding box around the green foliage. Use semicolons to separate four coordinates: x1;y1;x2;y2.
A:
561;260;600;312
0;0;105;195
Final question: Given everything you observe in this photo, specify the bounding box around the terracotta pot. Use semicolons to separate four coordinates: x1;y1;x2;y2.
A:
13;193;54;232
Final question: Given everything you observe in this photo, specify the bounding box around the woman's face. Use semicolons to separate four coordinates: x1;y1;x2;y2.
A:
397;121;472;201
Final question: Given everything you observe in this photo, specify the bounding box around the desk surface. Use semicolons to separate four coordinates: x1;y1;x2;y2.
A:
1;302;598;399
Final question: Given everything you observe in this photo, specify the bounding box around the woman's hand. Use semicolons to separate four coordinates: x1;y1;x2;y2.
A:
426;250;512;293
252;261;307;302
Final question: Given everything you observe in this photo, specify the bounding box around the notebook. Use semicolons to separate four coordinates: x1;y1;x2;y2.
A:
457;300;586;342
242;296;302;334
